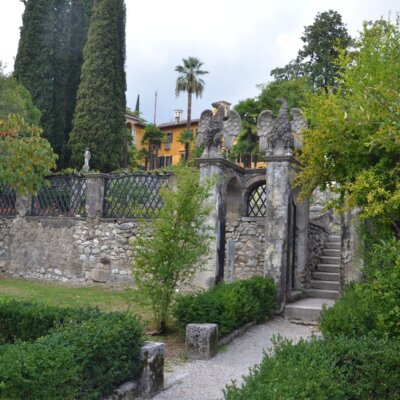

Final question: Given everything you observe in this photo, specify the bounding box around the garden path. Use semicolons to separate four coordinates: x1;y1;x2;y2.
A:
152;317;317;400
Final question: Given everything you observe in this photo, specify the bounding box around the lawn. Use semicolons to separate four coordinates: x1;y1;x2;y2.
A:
0;275;185;360
0;275;152;324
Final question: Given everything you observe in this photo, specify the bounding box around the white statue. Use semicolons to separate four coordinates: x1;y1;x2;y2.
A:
83;148;91;172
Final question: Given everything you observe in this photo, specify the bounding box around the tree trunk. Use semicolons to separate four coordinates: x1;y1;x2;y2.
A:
185;90;192;161
148;141;152;170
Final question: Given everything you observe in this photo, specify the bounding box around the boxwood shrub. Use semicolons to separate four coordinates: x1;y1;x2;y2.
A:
0;298;101;344
320;258;400;339
0;301;144;400
224;335;400;400
172;277;276;336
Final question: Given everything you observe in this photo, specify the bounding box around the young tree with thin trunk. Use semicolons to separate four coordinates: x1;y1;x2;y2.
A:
175;57;208;161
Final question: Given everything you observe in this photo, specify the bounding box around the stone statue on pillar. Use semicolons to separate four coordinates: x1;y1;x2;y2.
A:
257;98;306;156
82;148;91;172
196;106;241;158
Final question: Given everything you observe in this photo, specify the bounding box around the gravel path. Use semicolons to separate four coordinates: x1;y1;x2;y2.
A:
153;318;316;400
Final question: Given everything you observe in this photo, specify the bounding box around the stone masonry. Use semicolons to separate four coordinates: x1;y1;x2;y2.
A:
225;217;265;279
0;216;152;284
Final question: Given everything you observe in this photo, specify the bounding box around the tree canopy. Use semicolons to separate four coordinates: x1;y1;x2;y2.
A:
0;114;57;195
295;18;400;235
175;57;208;161
0;62;41;125
271;10;352;91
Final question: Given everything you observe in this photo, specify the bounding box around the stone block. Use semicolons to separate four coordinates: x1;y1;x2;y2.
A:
92;268;110;283
139;342;165;398
186;323;218;360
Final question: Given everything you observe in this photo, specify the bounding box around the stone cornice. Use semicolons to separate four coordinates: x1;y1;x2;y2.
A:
197;157;266;175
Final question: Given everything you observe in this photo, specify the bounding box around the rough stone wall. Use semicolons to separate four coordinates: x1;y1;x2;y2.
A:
305;221;328;287
225;217;264;279
0;217;153;284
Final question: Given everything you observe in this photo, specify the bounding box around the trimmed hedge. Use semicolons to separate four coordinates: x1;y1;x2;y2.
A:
0;301;144;400
224;335;400;400
172;277;276;336
0;298;101;344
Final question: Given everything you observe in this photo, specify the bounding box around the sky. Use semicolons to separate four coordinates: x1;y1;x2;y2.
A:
0;0;398;124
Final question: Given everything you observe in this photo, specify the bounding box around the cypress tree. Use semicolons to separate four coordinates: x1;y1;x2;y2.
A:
69;0;126;172
63;0;94;165
14;0;93;168
14;0;69;164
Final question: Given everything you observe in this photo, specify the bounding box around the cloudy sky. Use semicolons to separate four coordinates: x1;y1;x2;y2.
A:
0;0;398;123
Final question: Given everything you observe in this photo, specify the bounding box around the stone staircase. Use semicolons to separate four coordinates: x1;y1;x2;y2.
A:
285;233;340;323
306;234;340;300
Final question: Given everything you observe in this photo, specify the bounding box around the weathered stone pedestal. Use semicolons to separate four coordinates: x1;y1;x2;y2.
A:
186;323;218;360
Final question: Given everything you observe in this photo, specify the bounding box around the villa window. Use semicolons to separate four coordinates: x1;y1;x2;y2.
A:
165;132;173;150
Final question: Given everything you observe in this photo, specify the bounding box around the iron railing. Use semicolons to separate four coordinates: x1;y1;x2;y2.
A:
31;176;87;217
247;183;267;217
103;173;171;218
0;182;16;217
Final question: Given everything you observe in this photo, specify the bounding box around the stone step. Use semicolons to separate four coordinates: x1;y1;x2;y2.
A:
325;242;340;250
320;256;340;265
327;235;340;243
317;264;340;273
323;248;340;257
306;288;339;300
313;271;340;281
285;298;336;323
310;280;340;290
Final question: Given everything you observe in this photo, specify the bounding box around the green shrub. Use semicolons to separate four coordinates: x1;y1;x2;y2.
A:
172;277;276;336
0;298;101;344
320;257;400;339
0;312;143;400
224;335;400;400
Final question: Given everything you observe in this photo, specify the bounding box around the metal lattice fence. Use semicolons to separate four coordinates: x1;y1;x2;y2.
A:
247;183;267;217
103;173;171;218
31;176;87;217
0;182;16;217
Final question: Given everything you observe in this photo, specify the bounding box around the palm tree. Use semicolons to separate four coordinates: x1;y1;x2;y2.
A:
142;124;165;170
175;57;208;161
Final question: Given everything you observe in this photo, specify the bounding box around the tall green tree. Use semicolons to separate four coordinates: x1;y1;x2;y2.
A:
14;0;70;166
142;124;165;170
14;0;93;168
296;18;400;235
64;0;94;165
131;166;212;333
175;57;208;161
271;10;352;92
69;0;127;172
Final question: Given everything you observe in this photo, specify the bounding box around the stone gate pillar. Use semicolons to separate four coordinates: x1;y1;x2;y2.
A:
196;158;227;288
264;154;297;307
257;100;306;308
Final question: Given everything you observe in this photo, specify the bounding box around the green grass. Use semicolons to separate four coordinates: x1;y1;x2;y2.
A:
0;276;153;327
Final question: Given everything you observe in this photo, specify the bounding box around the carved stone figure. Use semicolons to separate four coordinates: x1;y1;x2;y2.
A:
83;148;91;172
257;98;306;156
290;108;307;151
196;106;241;158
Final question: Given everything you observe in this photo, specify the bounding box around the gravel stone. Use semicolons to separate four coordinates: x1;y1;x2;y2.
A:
153;318;316;400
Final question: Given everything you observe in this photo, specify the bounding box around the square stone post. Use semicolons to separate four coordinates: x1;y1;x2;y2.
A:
83;173;110;219
196;158;227;288
264;155;297;308
15;194;32;217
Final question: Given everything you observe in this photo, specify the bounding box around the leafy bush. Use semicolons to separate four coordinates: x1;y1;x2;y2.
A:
172;277;276;336
0;312;143;400
0;298;101;344
320;255;400;339
224;335;400;400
